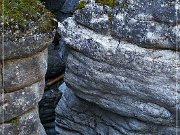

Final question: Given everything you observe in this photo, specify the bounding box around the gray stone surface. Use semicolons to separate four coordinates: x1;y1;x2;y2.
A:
46;44;65;79
74;0;180;50
55;85;179;135
56;0;180;134
0;33;53;60
0;80;45;123
0;34;49;134
3;49;48;93
0;108;44;135
60;17;180;126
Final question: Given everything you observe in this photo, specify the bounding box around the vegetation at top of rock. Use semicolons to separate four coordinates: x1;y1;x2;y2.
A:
95;0;119;8
75;0;85;10
9;116;20;124
0;0;56;40
95;0;128;10
120;0;128;11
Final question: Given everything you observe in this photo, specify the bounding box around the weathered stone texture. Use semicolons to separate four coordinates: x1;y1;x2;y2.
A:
0;33;52;60
0;108;44;135
0;80;44;123
56;84;179;135
0;34;51;135
4;49;47;93
75;0;180;50
56;0;180;134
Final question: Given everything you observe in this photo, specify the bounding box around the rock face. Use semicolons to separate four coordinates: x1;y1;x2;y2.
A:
42;0;80;21
56;0;180;134
45;44;65;79
56;84;178;135
0;34;52;135
39;83;62;135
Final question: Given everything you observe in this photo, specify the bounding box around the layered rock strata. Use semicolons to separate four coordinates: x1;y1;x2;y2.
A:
0;34;52;135
56;84;178;135
56;0;180;134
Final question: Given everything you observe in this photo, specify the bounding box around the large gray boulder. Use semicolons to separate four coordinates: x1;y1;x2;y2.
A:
56;0;180;134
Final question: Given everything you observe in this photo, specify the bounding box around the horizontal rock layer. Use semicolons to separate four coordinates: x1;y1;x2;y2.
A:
0;80;44;123
56;0;180;134
0;108;45;135
60;17;180;125
2;49;47;93
56;85;179;135
0;33;53;60
0;34;50;134
75;0;180;50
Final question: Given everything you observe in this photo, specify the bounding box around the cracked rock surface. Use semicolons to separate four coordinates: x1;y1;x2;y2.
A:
56;84;178;135
56;0;180;134
0;34;52;135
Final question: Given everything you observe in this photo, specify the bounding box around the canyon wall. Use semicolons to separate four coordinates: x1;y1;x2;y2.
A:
55;0;180;134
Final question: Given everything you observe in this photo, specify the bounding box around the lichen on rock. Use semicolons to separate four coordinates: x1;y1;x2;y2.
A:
0;0;56;41
55;0;180;134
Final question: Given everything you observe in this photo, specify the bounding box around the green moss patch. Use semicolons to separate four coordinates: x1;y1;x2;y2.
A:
120;0;128;11
108;13;113;22
0;0;56;40
95;0;119;8
9;116;20;125
75;0;85;10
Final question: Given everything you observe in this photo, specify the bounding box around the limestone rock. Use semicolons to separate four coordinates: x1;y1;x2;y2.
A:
0;80;44;123
0;34;51;134
0;108;44;135
55;84;179;135
56;0;180;133
4;49;47;93
0;34;52;60
74;0;180;50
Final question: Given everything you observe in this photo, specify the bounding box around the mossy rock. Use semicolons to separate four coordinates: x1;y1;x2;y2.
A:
75;0;85;10
95;0;128;10
95;0;119;8
0;0;56;41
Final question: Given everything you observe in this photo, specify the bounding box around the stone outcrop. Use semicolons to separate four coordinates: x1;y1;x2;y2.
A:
56;84;178;135
56;0;180;134
0;33;53;135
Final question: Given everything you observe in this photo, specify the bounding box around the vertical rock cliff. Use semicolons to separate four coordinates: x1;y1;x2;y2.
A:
55;0;180;134
0;0;56;134
0;34;53;135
